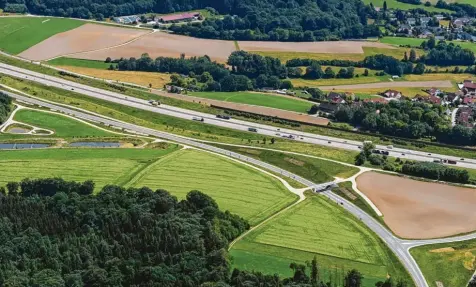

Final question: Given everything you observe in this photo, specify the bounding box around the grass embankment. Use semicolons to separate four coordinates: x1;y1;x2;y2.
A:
231;195;412;286
0;17;84;54
47;57;112;69
13;109;114;138
410;240;476;287
215;145;359;182
130;148;297;225
191;91;314;113
0;146;179;191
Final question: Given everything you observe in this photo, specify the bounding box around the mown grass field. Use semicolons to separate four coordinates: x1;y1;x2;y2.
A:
13;109;114;138
231;196;411;286
363;0;450;12
0;17;84;54
131;149;298;225
0;147;178;191
410;240;476;287
191;91;314;113
219;146;359;182
47;57;111;69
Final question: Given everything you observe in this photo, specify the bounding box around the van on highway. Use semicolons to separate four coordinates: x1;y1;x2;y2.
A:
192;117;204;122
248;127;258;132
216;114;231;120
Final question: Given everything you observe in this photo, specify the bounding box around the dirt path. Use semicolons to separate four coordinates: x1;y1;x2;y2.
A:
318;80;453;90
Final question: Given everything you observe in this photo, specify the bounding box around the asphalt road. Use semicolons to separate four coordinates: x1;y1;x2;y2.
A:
2;62;476;170
5;90;431;287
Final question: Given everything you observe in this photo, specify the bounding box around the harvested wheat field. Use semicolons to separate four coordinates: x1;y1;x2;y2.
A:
71;32;237;63
356;171;476;239
238;40;396;53
57;66;170;88
19;24;150;61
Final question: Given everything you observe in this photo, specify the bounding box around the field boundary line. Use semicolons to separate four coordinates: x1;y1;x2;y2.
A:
45;29;158;62
122;148;183;188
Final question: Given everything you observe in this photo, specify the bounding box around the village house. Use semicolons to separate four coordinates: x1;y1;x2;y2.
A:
461;80;476;96
327;92;346;104
456;106;474;127
318;102;342;114
413;94;442;105
113;15;140;24
364;97;389;104
157;12;201;24
381;89;402;99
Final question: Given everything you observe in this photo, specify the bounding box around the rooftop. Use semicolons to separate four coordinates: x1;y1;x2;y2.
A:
159;12;200;22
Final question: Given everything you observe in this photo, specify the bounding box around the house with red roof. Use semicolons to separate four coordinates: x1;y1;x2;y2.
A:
327;92;346;104
157;12;201;24
462;79;476;96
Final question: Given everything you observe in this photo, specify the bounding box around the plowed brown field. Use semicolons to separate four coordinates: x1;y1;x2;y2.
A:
356;171;476;239
19;24;150;61
238;40;396;53
70;32;237;63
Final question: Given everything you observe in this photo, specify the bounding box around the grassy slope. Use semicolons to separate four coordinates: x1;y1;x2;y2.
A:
191;91;314;113
410;240;476;287
231;195;412;286
132;148;297;225
14;109;114;137
0;17;84;54
0;147;178;191
217;145;359;182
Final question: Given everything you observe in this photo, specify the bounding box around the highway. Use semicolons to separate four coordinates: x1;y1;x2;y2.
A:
2;62;476;170
4;90;431;287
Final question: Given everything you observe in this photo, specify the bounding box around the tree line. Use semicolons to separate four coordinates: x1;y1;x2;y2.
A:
401;161;469;183
0;177;407;287
420;38;476;66
0;92;12;125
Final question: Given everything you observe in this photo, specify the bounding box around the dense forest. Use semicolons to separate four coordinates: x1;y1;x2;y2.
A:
0;177;405;287
0;92;12;125
1;0;380;41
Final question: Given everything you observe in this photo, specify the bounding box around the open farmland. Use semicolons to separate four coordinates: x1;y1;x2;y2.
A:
0;17;84;54
70;31;237;63
356;171;476;239
410;240;476;287
191;91;314;113
54;66;171;89
363;0;450;12
0;147;178;192
131;149;297;225
47;57;112;69
231;196;411;286
13;109;114;138
19;23;150;61
380;37;476;53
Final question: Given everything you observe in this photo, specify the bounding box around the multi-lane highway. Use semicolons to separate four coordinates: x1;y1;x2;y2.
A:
4;90;431;287
1;62;476;170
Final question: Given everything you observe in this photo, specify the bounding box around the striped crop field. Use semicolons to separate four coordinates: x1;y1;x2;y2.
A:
0;147;178;191
230;196;411;286
131;149;298;225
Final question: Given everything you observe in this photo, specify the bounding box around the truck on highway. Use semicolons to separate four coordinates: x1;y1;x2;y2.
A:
216;114;231;120
192;117;204;122
248;127;258;132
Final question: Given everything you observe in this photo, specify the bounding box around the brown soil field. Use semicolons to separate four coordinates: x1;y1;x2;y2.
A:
356;171;476;239
151;90;330;126
19;24;150;61
57;66;170;88
70;32;237;63
238;40;396;53
318;80;453;90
